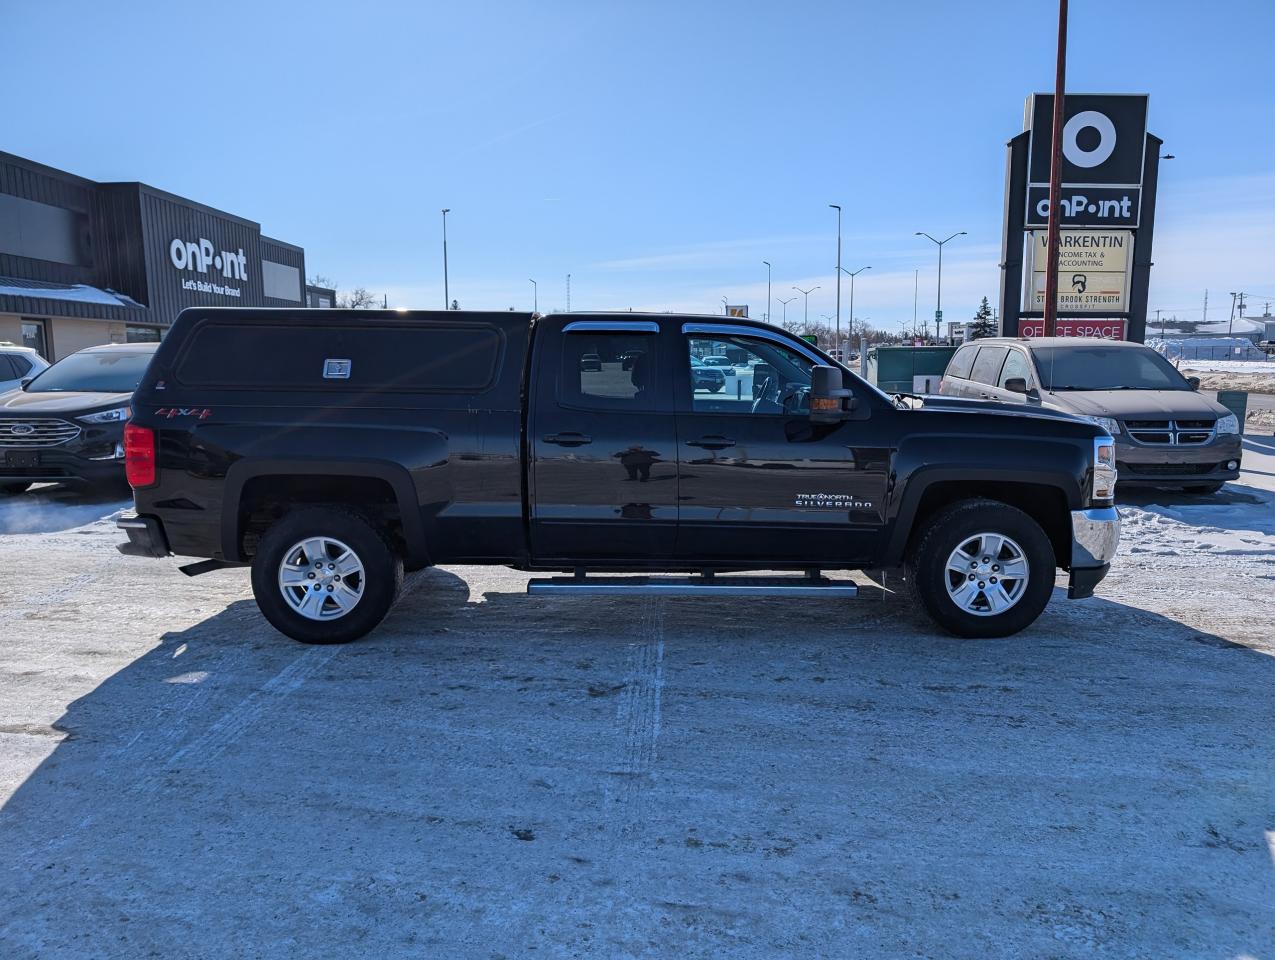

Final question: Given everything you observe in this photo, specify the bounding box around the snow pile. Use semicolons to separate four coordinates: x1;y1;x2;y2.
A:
1119;491;1275;558
1176;359;1275;374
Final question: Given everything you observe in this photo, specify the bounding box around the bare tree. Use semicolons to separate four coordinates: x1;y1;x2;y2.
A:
341;287;378;309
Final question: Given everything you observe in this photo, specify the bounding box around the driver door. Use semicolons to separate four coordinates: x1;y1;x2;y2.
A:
673;325;888;564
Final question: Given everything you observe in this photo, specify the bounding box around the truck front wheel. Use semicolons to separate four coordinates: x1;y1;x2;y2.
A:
904;499;1055;639
250;507;404;644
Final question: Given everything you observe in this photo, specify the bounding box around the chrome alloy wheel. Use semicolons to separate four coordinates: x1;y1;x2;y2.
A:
277;536;365;621
944;532;1030;617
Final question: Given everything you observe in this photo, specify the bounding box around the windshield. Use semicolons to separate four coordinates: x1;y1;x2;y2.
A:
1030;345;1191;391
26;351;153;393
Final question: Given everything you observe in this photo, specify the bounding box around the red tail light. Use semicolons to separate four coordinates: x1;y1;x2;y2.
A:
124;423;156;488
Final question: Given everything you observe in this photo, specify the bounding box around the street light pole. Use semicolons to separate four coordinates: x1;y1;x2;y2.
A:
829;204;842;351
776;296;796;326
792;285;819;327
762;261;772;324
441;208;451;309
915;231;966;340
721;296;729;315
839;265;870;358
529;278;537;313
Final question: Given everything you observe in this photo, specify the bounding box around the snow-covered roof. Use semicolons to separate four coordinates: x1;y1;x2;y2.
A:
0;278;144;309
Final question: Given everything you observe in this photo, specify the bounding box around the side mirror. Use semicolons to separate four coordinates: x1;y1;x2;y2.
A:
809;365;854;423
19;378;31;391
1187;376;1200;391
1004;377;1029;394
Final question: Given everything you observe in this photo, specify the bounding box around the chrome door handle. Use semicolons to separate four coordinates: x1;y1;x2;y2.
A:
543;432;592;447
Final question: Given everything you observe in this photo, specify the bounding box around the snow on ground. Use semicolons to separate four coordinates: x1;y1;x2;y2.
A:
0;485;129;535
1178;359;1275;374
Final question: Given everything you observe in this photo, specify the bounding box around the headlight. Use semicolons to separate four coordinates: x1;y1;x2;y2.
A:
1215;414;1239;435
1080;414;1121;435
1093;437;1117;501
78;406;131;424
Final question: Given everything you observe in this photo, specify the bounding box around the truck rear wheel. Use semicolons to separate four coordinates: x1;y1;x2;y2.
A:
250;507;403;644
904;499;1055;639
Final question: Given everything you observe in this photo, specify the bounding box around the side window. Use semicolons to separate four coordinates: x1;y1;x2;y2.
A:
685;334;813;414
10;355;32;377
969;346;1008;385
0;356;16;379
998;350;1032;389
946;345;978;380
561;332;659;409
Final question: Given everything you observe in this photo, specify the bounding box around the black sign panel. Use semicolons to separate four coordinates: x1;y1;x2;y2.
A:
1027;94;1148;186
1025;185;1141;228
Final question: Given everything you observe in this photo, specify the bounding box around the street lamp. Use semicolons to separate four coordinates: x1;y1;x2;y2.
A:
776;296;797;326
915;230;966;339
441;209;451;310
792;285;819;326
829;204;842;349
839;265;870;358
762;260;772;324
721;296;729;315
528;278;537;313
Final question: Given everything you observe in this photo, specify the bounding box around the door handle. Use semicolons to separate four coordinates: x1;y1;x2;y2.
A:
686;435;736;449
543;432;592;447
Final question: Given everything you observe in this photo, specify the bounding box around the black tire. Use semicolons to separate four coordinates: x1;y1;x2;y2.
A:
1184;482;1224;494
903;498;1056;639
0;482;31;496
250;507;404;644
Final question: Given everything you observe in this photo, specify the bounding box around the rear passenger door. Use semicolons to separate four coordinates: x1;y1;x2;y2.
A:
529;320;679;561
940;344;979;397
966;345;1009;400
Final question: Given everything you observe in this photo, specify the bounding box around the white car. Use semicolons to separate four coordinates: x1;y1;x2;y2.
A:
0;342;48;394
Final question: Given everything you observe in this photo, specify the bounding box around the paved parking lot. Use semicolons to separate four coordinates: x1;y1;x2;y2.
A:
1;469;1273;959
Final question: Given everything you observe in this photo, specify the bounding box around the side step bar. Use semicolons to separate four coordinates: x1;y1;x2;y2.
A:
527;573;858;599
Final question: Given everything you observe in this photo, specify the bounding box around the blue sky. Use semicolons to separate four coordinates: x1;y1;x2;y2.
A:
4;0;1273;329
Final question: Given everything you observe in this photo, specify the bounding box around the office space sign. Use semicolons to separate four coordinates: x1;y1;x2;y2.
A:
1019;318;1126;339
1024;94;1148;228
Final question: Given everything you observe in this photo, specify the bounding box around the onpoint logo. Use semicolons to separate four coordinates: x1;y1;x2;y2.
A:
169;237;249;281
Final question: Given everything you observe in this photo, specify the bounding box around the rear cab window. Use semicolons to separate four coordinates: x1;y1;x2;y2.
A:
560;332;662;410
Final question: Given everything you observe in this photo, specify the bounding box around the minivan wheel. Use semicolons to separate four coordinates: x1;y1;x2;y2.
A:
250;507;403;644
904;499;1055;639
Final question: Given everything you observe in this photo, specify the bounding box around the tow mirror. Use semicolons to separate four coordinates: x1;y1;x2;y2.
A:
810;365;854;423
1187;376;1200;391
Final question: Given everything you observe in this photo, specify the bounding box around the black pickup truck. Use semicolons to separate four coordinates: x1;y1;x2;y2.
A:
117;308;1120;643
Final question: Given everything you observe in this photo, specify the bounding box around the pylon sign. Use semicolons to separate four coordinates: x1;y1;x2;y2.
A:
1024;93;1148;228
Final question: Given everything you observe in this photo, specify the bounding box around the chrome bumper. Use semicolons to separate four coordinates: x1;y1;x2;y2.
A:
1070;507;1120;568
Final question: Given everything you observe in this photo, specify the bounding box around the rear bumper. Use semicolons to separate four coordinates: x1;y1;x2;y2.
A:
1068;506;1119;599
116;514;171;559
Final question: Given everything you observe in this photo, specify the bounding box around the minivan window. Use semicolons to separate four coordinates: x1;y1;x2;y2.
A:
1030;344;1191;391
998;350;1033;389
946;345;979;380
26;351;153;393
969;346;1008;385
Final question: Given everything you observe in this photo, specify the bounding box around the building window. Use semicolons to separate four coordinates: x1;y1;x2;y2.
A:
126;325;162;343
21;319;49;359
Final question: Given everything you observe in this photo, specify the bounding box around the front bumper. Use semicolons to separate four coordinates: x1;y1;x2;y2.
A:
1114;434;1242;486
117;514;171;559
0;421;127;485
1068;506;1120;599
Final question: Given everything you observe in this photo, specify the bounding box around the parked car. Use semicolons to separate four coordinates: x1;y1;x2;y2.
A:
938;337;1242;493
118;308;1118;644
579;352;602;372
690;356;726;392
700;355;736;375
0;342;159;494
0;342;49;395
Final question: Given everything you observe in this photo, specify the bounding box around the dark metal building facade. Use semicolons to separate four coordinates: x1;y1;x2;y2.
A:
0;151;311;360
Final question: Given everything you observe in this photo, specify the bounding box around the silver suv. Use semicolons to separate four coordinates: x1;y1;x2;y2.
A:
0;342;49;395
939;337;1243;493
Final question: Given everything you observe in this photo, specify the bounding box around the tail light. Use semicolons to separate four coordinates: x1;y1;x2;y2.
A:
124;423;156;488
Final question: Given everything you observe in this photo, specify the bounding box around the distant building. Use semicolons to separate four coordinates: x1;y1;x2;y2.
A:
0;151;311;360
